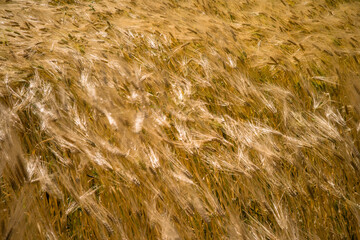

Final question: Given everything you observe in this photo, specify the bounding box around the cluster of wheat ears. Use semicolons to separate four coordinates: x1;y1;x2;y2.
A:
0;0;360;239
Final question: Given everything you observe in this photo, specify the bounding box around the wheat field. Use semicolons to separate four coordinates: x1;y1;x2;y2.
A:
0;0;360;239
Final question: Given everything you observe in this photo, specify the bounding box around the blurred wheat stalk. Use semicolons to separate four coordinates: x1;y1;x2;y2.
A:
0;0;360;239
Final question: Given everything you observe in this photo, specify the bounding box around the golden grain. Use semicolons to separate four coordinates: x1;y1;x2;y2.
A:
0;0;360;239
